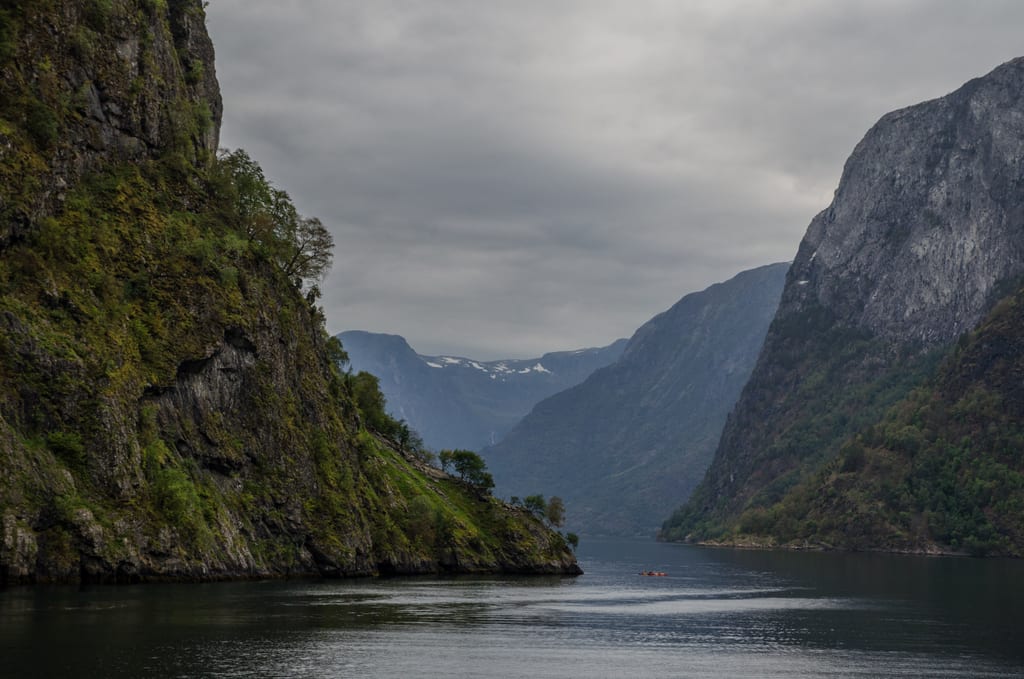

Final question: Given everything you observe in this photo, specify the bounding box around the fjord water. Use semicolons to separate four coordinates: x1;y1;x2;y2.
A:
2;539;1023;678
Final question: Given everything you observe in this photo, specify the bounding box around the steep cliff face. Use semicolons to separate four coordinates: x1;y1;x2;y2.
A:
485;264;787;536
0;1;578;583
789;57;1024;346
0;0;221;247
663;57;1024;541
339;330;627;451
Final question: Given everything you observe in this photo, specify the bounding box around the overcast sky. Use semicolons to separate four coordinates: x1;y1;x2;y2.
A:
205;1;1024;359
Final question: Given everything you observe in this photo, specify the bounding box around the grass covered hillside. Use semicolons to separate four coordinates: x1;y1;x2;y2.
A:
0;0;578;583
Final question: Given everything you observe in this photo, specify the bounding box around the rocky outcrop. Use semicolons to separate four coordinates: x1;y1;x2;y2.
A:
0;0;222;247
664;56;1024;541
0;0;579;584
0;283;580;583
788;57;1024;346
708;281;1024;556
0;270;580;583
485;264;788;535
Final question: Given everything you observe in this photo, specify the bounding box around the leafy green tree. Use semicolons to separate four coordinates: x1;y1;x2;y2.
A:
439;449;494;491
350;371;390;432
397;422;432;463
438;449;454;474
213;148;333;289
546;495;565;528
280;214;334;284
450;449;489;487
565;532;579;550
326;335;349;368
523;494;547;517
214;148;273;239
476;471;495;492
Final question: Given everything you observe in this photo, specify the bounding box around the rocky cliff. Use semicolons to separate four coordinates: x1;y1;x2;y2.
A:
485;264;787;536
0;0;221;247
663;57;1024;544
0;0;578;584
339;330;627;451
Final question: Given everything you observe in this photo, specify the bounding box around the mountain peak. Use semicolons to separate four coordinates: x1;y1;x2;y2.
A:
665;55;1024;543
787;53;1024;348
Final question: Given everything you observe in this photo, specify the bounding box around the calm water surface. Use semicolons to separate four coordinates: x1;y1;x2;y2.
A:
2;538;1023;677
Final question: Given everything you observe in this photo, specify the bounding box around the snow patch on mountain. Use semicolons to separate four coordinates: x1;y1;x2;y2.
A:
418;355;554;377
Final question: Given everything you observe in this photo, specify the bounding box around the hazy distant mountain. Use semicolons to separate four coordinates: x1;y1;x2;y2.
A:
483;263;789;536
337;331;627;451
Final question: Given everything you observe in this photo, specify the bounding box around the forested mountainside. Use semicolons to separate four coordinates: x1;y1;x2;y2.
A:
663;56;1024;555
485;264;788;535
0;0;577;583
339;330;627;452
732;286;1024;555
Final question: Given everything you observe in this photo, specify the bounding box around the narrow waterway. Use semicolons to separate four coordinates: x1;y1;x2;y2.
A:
2;537;1022;677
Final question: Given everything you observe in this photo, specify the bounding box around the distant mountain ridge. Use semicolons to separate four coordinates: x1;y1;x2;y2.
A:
483;263;789;536
338;331;627;451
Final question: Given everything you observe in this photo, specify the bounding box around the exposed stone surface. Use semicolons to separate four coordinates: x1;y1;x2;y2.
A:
0;1;579;584
0;0;222;246
667;57;1024;539
789;56;1024;346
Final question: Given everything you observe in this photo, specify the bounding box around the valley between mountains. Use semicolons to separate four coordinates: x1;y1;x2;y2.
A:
3;3;1024;591
348;57;1024;556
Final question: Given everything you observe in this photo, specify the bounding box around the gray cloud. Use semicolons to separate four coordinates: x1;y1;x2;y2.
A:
206;0;1024;358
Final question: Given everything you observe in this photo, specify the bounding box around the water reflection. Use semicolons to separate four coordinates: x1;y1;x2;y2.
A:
2;539;1023;677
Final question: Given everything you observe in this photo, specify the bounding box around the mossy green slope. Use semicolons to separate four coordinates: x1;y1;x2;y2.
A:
0;0;578;583
0;0;221;246
722;284;1024;556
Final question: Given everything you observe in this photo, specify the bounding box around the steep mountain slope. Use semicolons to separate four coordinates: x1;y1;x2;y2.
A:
735;284;1024;555
339;330;626;451
663;56;1024;544
0;0;221;247
484;264;788;536
0;0;577;583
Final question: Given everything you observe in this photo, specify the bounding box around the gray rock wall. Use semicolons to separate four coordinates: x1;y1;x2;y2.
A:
787;57;1024;346
0;0;222;245
671;56;1024;536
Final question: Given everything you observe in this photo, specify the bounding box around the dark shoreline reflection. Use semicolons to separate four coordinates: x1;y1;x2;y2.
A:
2;538;1022;678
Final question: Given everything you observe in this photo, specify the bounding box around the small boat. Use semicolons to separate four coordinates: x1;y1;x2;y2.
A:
639;570;667;577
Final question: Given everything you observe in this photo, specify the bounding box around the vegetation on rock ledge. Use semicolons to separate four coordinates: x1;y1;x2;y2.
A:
0;0;578;584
